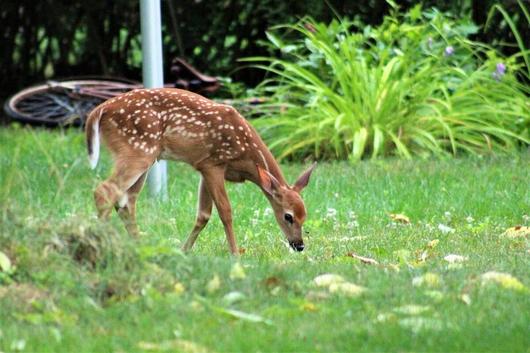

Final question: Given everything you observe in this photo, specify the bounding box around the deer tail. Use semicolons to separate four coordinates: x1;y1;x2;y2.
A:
85;105;105;169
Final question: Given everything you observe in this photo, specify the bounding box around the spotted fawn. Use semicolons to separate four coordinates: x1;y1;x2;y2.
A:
85;88;316;254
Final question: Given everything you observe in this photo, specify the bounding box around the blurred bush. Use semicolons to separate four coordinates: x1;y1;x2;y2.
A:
1;0;528;103
245;4;529;161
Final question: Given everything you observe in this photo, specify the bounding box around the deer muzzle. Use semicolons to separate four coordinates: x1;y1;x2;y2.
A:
289;240;305;252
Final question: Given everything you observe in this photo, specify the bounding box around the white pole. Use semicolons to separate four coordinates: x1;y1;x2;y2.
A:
140;0;167;199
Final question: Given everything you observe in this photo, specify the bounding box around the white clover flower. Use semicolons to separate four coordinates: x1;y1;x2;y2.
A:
326;207;338;219
438;224;455;234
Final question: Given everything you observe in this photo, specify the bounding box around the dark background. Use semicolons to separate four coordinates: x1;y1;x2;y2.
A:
1;0;528;102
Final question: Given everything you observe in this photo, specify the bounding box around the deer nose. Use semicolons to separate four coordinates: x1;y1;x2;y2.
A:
290;242;305;252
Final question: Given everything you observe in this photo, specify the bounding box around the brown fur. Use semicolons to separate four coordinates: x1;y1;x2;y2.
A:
85;88;316;254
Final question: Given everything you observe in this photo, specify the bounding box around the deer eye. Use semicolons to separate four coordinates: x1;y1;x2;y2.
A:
284;213;294;224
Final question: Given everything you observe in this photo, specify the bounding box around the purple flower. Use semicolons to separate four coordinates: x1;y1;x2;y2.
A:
444;46;454;56
492;62;506;81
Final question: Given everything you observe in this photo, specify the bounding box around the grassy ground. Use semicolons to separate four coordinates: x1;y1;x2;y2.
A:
0;127;529;353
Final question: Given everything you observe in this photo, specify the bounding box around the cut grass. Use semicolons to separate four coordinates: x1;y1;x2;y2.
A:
0;127;529;352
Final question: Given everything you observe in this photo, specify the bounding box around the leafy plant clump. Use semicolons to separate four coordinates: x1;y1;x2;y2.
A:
245;5;530;161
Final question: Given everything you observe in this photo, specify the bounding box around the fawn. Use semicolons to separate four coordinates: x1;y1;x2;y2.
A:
85;88;316;255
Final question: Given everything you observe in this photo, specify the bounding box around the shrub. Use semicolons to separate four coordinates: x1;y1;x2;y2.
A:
245;5;530;161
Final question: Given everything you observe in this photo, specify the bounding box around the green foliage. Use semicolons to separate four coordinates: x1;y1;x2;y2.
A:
3;0;529;108
245;8;529;161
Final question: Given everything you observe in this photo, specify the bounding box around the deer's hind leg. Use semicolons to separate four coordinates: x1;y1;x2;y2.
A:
94;157;153;223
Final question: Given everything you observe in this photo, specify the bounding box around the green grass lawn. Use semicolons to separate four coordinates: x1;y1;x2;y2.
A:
0;127;529;352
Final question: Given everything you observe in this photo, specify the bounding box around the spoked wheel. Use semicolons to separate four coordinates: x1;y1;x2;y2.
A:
4;79;142;127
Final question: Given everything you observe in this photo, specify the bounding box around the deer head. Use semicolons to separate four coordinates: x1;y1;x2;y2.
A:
257;163;317;251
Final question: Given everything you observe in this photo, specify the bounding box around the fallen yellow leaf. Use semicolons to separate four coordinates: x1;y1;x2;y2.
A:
480;271;527;292
313;274;366;297
460;293;472;305
229;262;246;280
206;274;221;294
328;282;366;297
390;213;410;224
412;273;441;288
313;274;345;287
426;239;440;249
173;282;185;295
503;226;530;239
138;339;212;353
444;254;467;263
346;252;379;265
300;302;318;312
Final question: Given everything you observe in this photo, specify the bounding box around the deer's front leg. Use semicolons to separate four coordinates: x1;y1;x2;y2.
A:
182;176;213;252
200;166;238;255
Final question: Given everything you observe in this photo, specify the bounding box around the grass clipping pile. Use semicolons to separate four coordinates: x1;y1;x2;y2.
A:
0;208;174;304
45;218;131;269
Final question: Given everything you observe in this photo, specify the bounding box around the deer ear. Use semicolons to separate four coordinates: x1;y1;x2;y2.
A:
293;162;317;192
256;164;280;196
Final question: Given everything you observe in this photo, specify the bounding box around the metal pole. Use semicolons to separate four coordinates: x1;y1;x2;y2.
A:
140;0;167;199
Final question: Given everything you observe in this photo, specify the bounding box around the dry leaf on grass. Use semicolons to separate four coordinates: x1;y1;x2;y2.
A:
426;239;440;249
217;308;273;325
502;226;530;239
300;301;318;312
229;262;246;280
194;296;272;325
313;274;345;287
480;271;527;292
222;291;246;305
138;339;213;353
328;282;366;297
206;275;221;294
305;290;331;301
444;254;467;263
173;282;185;295
390;213;410;224
313;274;366;297
262;276;283;289
460;293;472;305
346;252;379;265
412;273;441;288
